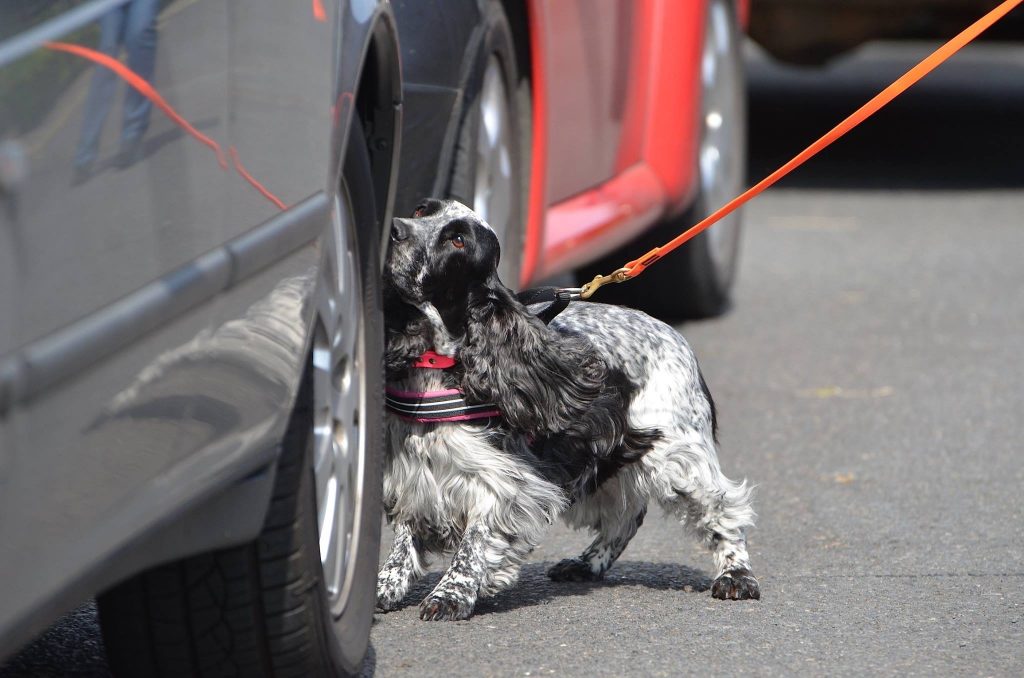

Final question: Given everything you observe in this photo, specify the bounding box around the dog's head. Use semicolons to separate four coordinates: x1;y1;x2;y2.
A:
384;198;500;313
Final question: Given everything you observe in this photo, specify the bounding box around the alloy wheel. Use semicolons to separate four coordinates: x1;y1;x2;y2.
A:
311;183;368;618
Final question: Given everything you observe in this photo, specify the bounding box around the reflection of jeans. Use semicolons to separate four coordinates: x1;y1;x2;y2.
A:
74;0;158;168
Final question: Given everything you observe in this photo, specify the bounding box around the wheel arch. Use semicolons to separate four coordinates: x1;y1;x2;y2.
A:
333;2;403;250
390;0;482;219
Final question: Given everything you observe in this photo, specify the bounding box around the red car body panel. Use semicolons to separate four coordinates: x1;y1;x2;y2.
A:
522;0;746;284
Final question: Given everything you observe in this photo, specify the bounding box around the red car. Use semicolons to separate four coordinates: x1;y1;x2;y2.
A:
395;0;750;318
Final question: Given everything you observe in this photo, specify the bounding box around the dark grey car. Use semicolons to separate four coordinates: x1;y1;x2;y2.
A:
0;0;402;673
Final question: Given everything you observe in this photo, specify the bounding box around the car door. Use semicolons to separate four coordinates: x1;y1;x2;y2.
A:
157;0;340;509
535;0;641;205
0;0;233;650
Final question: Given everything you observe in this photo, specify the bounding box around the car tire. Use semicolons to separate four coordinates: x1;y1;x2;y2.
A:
581;0;746;320
97;118;384;678
447;0;528;288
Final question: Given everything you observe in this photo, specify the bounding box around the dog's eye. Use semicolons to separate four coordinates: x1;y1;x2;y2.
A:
451;235;466;249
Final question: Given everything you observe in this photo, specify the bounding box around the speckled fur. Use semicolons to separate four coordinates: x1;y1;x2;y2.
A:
379;200;760;620
549;303;757;584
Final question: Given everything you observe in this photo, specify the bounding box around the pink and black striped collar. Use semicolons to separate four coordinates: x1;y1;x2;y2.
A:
385;350;501;423
385;387;501;423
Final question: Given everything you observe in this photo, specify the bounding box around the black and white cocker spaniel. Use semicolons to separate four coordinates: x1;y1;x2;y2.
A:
379;199;759;621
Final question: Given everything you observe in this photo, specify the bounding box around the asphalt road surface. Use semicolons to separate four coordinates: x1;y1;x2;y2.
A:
4;42;1023;677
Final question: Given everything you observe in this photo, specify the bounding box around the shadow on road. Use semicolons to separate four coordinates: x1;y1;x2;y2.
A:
747;42;1024;189
380;561;714;618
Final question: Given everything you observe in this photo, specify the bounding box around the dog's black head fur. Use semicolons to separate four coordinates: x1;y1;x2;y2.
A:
384;199;660;499
385;198;501;332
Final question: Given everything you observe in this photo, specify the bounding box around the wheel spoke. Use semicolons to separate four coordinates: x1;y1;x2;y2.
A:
319;476;338;567
333;258;359;360
313;421;333;481
333;378;359;429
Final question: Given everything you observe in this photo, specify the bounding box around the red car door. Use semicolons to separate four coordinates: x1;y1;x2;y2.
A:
524;0;706;281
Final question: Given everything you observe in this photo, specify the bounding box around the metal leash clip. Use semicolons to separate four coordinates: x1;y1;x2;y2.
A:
579;267;632;300
562;287;583;301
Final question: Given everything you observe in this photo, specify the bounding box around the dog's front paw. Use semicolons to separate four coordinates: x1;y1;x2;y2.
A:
711;568;761;600
376;572;408;612
376;588;404;612
419;592;475;621
547;558;602;582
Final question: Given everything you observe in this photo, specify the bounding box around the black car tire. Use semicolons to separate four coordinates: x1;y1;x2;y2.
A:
97;119;384;678
447;0;528;288
580;0;746;320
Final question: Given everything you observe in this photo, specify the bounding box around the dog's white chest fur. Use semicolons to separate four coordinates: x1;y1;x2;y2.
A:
384;370;565;549
385;416;495;539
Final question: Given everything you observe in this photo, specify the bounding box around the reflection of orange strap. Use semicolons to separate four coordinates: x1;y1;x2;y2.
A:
229;146;287;210
608;0;1024;289
45;40;296;211
312;0;326;23
45;41;228;169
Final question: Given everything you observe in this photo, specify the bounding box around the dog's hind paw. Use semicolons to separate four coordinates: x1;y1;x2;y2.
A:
711;568;761;600
547;558;602;582
419;593;474;621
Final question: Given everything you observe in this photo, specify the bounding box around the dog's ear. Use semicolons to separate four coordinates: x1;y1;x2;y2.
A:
460;283;609;435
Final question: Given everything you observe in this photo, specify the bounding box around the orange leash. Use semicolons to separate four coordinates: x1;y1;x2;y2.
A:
580;0;1024;299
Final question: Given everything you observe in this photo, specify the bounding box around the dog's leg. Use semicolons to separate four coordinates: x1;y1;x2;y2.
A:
419;523;490;621
654;439;761;600
548;507;647;582
376;523;428;611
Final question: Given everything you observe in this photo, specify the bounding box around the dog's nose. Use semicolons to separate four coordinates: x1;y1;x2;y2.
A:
391;218;412;242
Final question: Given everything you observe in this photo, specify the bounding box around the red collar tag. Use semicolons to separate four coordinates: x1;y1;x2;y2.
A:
413;350;456;369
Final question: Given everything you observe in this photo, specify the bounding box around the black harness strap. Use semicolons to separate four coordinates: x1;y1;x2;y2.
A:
516;287;576;325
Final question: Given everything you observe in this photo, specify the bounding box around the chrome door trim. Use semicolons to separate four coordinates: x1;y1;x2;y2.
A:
0;0;130;67
0;192;330;416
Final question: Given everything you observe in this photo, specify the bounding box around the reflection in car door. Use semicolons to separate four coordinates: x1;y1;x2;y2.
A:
538;0;640;205
0;0;236;651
